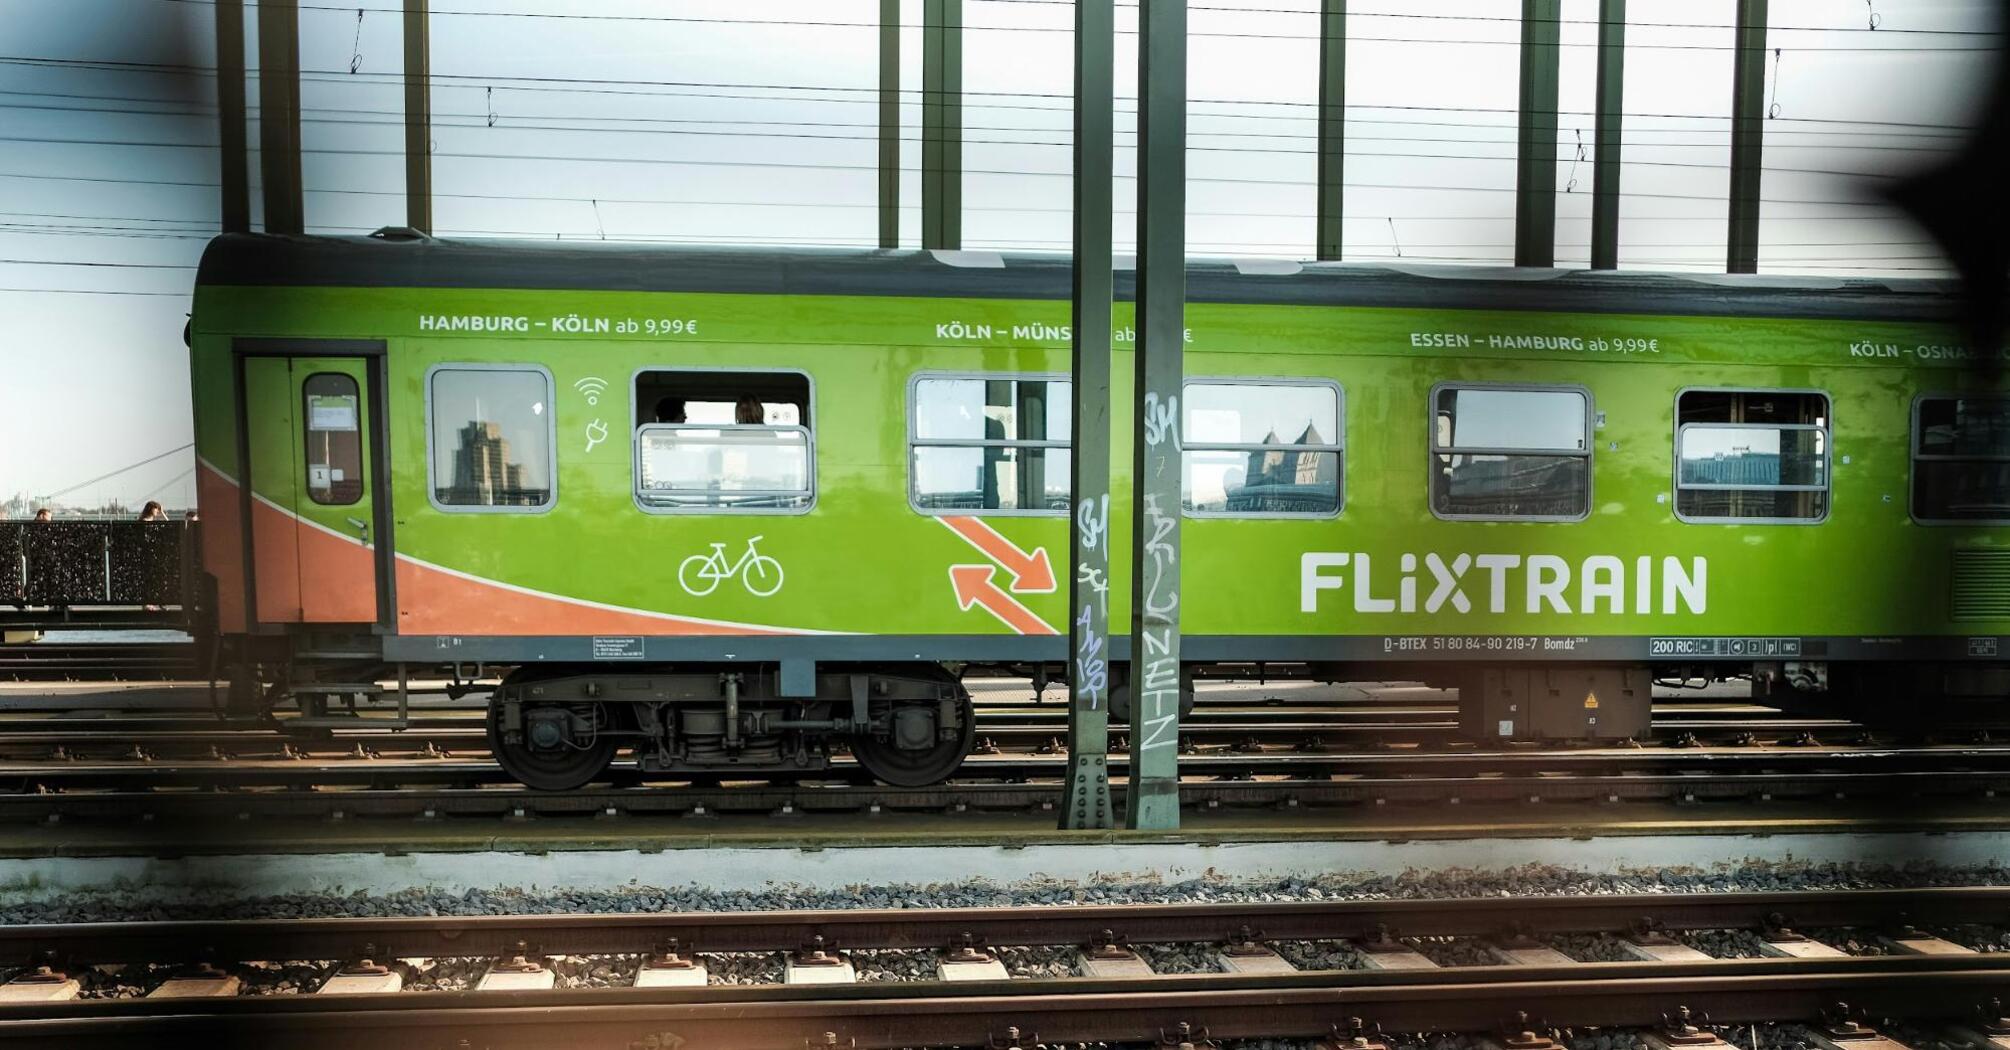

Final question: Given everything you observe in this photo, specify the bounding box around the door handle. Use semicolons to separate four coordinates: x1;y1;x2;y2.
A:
345;516;371;540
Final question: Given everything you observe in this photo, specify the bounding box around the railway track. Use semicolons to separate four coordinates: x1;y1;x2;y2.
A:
2;888;2007;1048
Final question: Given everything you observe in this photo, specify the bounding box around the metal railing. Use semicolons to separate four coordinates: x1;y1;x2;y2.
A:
1;520;196;629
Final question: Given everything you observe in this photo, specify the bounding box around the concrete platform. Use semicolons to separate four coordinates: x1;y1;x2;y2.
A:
0;971;79;1002
1760;937;1848;959
1617;938;1713;963
147;973;242;998
634;963;709;988
1485;943;1577;967
1216;945;1297;975
476;965;555;991
1355;945;1440;970
1078;949;1154;979
783;956;856;985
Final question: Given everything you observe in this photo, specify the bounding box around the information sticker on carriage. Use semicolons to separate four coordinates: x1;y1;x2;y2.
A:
1649;637;1802;657
591;636;645;661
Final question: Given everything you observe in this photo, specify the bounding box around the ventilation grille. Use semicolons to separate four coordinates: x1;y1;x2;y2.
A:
1953;550;2010;622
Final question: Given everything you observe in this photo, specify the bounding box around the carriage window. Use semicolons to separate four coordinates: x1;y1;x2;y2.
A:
633;370;812;512
910;375;1070;514
1183;380;1341;516
428;366;554;511
1676;390;1828;522
1914;396;2010;524
1430;385;1590;520
302;372;362;506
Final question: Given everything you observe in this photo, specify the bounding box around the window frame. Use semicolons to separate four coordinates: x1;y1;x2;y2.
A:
301;370;364;508
1181;375;1345;520
1671;386;1832;526
628;366;818;517
906;370;1071;517
1427;381;1594;523
423;362;559;515
1910;392;2010;526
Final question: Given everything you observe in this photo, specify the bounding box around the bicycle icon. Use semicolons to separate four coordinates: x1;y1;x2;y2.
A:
678;536;785;598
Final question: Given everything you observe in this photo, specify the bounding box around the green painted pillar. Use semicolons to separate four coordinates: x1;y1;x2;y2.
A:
403;0;432;235
257;0;304;235
1514;0;1560;267
1315;0;1345;261
1127;0;1185;832
1590;0;1625;270
922;0;962;250
1727;0;1768;273
879;0;899;249
214;0;248;234
1061;0;1116;832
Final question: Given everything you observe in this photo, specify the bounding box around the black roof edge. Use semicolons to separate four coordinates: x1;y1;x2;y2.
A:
194;233;1961;323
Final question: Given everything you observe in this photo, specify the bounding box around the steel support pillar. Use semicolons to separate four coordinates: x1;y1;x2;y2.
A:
214;0;249;233
1315;0;1345;261
1590;0;1625;270
1126;0;1185;832
256;0;303;235
403;0;432;235
921;0;962;250
1061;0;1115;831
878;0;900;249
1514;0;1560;267
1727;0;1767;273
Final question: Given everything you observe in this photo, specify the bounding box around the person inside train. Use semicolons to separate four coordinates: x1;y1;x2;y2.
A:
735;396;765;425
653;396;686;425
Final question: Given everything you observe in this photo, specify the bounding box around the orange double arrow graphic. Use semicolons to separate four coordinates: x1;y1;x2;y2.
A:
949;565;1057;635
938;516;1056;592
939;516;1058;635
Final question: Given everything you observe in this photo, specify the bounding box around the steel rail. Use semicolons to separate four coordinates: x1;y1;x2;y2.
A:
2;887;2005;965
1;956;2007;1049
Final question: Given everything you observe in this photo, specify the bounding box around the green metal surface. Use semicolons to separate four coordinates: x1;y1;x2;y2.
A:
403;0;431;235
1590;0;1625;271
255;0;303;236
1062;0;1116;832
1315;0;1346;262
922;0;962;251
214;0;248;235
879;0;900;250
1129;0;1187;831
1728;0;1769;274
1515;0;1561;268
188;282;2006;645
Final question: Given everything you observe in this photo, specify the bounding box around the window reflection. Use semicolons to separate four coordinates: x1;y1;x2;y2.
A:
1182;382;1341;516
638;427;811;510
1675;391;1828;522
430;368;553;509
1916;397;2010;522
1431;386;1589;519
912;377;1070;513
302;372;363;507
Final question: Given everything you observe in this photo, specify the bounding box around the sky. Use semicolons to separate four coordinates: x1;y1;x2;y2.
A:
0;0;2000;509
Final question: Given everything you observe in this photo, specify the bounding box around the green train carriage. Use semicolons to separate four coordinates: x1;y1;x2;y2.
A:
188;233;2010;789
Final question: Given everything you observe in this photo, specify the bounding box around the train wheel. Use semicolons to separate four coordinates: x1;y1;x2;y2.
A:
487;700;618;791
851;695;976;787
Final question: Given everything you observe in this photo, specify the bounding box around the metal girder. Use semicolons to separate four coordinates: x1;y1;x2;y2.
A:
879;0;900;249
256;0;304;235
922;0;962;250
1727;0;1768;273
214;0;249;233
1061;0;1115;831
403;0;431;235
1315;0;1346;260
1514;0;1561;267
1590;0;1625;270
1127;0;1185;832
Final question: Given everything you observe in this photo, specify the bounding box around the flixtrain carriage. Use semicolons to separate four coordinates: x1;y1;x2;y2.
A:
188;232;2010;789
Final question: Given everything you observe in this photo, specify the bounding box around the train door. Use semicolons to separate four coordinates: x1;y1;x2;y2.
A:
239;350;388;626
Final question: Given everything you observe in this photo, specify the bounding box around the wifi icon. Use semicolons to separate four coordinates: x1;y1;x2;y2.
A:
573;376;609;406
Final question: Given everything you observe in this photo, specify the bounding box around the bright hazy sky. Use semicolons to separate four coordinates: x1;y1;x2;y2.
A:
0;0;1999;509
